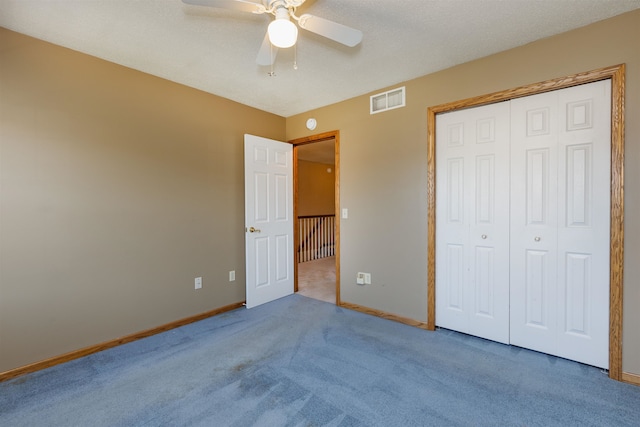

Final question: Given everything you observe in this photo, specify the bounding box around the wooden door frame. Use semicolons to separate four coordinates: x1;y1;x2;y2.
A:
290;130;341;304
426;64;625;380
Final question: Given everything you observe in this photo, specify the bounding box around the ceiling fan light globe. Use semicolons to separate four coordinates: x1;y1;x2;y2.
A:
268;19;298;48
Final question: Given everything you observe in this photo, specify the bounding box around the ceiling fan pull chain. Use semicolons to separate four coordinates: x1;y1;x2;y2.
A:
293;44;298;70
269;42;276;77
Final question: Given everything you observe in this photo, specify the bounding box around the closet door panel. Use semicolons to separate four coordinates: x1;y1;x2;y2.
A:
510;90;559;353
510;81;610;368
436;102;510;344
436;117;470;333
555;80;610;368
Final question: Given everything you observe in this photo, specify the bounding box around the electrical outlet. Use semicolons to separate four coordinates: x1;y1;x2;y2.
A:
357;272;365;285
195;277;202;290
229;270;236;282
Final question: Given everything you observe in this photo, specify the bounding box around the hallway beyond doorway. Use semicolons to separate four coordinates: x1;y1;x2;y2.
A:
297;256;336;303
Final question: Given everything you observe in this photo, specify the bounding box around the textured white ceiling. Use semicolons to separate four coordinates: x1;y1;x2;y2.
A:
1;0;639;117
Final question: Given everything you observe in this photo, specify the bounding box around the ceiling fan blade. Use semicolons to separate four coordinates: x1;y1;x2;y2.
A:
298;14;363;47
181;0;266;14
256;31;278;66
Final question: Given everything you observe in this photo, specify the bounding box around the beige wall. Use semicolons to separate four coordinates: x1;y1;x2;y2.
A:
286;10;640;375
0;28;285;372
297;160;335;217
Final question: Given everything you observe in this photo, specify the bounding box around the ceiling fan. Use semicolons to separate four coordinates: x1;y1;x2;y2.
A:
182;0;363;66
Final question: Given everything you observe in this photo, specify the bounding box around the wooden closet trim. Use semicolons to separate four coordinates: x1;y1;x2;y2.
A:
426;64;625;381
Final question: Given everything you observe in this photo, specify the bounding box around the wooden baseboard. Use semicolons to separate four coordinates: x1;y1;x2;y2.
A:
339;301;430;330
0;301;245;383
622;372;640;386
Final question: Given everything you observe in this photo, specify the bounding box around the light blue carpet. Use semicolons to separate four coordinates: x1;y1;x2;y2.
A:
1;294;639;426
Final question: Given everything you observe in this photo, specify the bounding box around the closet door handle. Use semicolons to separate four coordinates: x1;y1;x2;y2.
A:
481;234;487;239
534;236;541;242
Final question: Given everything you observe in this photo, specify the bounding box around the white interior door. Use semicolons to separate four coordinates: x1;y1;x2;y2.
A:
244;134;294;309
510;80;611;368
436;101;511;344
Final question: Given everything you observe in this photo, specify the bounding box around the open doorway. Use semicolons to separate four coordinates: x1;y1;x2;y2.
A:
291;131;340;304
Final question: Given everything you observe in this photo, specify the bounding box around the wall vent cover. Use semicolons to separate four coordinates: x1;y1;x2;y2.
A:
370;86;406;114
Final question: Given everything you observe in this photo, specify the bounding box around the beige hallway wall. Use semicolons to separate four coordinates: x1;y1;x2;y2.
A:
286;10;640;375
297;160;335;217
0;28;285;372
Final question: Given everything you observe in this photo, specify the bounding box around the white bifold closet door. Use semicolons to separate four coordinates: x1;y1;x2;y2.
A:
435;101;511;345
435;80;611;369
509;81;611;368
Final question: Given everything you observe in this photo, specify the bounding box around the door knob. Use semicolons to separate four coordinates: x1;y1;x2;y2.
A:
249;227;261;233
534;236;541;242
481;234;487;239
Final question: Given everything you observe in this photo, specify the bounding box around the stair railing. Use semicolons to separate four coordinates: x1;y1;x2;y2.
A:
297;215;335;262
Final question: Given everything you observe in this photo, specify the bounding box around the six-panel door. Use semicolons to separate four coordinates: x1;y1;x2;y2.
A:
244;134;294;309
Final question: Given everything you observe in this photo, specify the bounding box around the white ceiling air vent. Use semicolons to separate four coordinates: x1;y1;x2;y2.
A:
370;86;406;114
